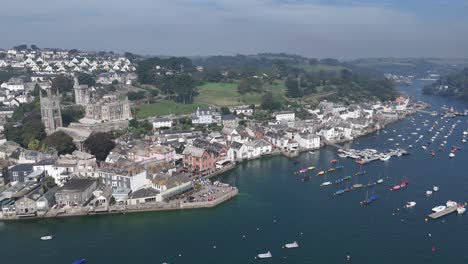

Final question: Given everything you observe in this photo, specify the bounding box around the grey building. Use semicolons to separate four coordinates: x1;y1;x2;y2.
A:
55;178;97;206
8;164;33;183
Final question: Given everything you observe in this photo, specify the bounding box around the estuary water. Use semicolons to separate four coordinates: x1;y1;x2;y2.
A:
1;80;468;264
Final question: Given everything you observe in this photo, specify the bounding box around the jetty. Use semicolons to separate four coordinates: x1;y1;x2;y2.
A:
428;207;457;219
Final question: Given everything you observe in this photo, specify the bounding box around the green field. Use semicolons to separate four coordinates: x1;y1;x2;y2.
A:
194;81;285;106
135;101;208;118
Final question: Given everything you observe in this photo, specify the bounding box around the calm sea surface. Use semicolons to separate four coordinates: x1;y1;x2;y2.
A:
1;81;467;264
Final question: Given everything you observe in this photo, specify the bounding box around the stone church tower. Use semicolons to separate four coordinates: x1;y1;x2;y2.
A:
73;76;90;106
40;91;63;135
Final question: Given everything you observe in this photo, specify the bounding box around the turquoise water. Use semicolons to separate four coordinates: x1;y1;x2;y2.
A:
1;81;468;264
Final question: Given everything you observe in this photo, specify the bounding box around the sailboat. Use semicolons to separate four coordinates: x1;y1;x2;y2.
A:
361;190;378;205
343;181;352;192
317;171;325;176
320;174;331;187
334;189;345;195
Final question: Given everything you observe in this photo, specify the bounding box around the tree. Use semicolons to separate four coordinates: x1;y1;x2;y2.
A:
77;73;96;87
261;92;281;111
31;44;39;50
111;80;119;85
51;75;73;94
61;107;85;126
43;176;57;192
220;107;231;115
30;83;41;96
44;131;76;155
285;77;302;98
83;132;116;161
127;91;146;101
237;79;250;95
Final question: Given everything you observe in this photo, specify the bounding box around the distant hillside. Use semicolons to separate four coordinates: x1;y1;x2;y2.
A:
348;58;468;77
423;68;468;99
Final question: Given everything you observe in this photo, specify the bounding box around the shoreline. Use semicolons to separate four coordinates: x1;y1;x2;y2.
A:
0;104;428;223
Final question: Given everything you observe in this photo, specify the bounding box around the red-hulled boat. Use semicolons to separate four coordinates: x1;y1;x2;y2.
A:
400;179;409;188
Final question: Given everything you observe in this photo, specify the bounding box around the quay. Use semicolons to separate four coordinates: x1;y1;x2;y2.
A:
428;207;457;219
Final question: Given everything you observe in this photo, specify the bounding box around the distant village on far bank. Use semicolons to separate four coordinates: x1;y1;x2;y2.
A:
0;46;427;220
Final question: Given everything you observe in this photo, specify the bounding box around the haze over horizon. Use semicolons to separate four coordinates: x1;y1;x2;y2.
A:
1;0;468;58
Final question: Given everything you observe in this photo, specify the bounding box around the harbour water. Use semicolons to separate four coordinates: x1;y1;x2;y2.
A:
1;81;468;264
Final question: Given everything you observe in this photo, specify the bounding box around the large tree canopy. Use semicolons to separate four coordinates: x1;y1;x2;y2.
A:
44;131;76;155
51;75;73;94
83;132;116;161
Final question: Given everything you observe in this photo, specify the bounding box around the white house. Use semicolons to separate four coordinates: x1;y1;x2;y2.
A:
296;133;320;149
1;78;24;91
192;107;215;124
152;118;172;129
275;111;295;122
230;106;253;116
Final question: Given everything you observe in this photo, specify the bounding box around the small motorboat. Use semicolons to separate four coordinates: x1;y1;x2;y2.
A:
320;181;332;187
334;189;345;195
432;205;446;212
446;200;457;208
41;235;53;241
391;185;401;191
316;171;325;176
449;152;455;158
405;201;416;208
426;190;433;196
343;176;352;180
330;159;338;164
335;178;344;184
433;186;439;192
457;205;466;214
377;179;384;184
72;259;86;264
400;179;409;188
308;166;315;170
308;151;316;154
353;184;363;188
284;241;299;248
327;168;336;173
257;251;272;259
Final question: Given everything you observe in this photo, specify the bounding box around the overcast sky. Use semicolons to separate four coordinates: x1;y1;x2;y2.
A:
1;0;467;58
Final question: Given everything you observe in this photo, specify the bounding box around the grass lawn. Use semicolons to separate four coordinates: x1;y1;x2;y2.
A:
135;100;208;118
195;81;285;106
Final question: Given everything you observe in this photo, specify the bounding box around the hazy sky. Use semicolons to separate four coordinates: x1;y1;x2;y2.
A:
1;0;467;58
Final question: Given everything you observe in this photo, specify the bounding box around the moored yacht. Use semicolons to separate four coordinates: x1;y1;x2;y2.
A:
257;251;272;259
284;241;299;248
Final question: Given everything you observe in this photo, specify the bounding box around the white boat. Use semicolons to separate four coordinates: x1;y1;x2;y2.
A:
380;155;391;161
388;138;394;141
433;186;439;192
432;206;446;212
405;201;416;208
377;179;384;184
257;251;272;259
457;206;466;215
41;235;53;241
449;153;455;158
308;151;315;155
422;146;427;150
353;184;363;188
426;190;433;196
446;200;457;208
284;241;299;248
320;181;332;187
